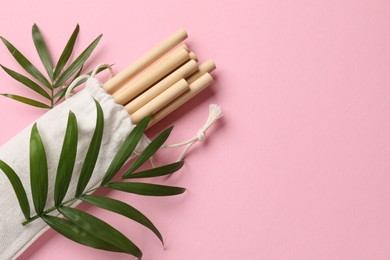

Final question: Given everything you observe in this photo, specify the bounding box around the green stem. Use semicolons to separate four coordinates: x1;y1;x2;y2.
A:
50;85;54;108
22;187;99;226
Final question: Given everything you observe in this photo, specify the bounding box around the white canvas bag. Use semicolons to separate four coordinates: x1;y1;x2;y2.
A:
0;76;151;259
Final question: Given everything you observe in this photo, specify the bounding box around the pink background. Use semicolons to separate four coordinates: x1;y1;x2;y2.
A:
1;0;390;259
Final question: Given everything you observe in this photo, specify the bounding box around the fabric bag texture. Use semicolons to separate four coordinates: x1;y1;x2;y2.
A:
0;77;148;259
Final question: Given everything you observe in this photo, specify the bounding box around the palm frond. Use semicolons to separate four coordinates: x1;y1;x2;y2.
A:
0;24;105;108
0;100;186;257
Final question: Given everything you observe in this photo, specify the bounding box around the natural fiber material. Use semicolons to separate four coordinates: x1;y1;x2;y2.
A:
0;77;148;259
163;104;223;161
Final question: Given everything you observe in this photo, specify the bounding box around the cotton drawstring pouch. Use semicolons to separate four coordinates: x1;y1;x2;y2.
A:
0;64;221;259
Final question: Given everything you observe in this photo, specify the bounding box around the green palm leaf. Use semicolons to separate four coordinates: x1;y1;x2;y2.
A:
1;99;188;257
123;161;184;179
54;34;102;88
100;116;151;186
54;111;78;206
0;159;30;220
81;195;164;245
2;25;105;107
125;126;173;175
53;24;80;80
32;24;53;80
75;99;103;196
106;182;186;196
0;36;51;88
53;87;68;99
0;65;50;99
30;123;48;214
1;94;51;109
58;206;142;258
42;215;123;253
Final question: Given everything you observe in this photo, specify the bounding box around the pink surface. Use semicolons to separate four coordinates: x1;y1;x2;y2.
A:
1;0;390;259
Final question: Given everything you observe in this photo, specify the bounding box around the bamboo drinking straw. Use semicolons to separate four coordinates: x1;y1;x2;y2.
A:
130;79;189;124
147;73;214;128
125;59;198;114
112;47;190;105
189;52;198;61
187;59;216;84
103;29;188;93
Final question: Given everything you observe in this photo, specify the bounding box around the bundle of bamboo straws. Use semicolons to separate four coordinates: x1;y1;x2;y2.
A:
102;29;216;128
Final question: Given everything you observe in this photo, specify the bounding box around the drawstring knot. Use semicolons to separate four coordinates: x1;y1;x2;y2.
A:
196;104;222;142
162;104;223;161
196;130;205;141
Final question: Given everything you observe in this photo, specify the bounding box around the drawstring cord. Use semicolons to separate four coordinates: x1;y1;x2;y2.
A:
65;63;113;100
161;104;223;161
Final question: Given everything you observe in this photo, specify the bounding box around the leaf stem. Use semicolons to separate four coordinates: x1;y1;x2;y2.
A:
22;186;99;226
50;86;54;108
